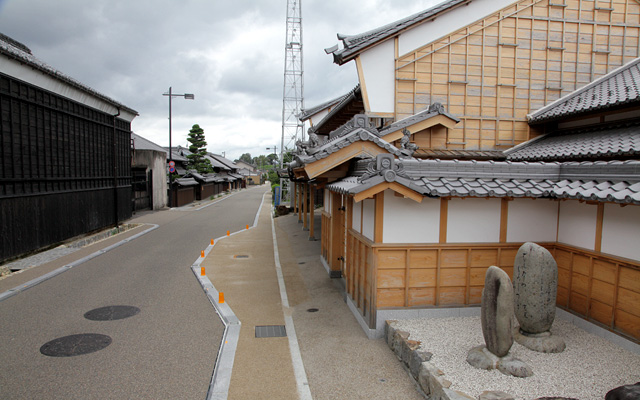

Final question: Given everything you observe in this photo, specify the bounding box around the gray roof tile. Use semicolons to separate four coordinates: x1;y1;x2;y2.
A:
327;158;640;205
505;123;640;161
529;57;640;124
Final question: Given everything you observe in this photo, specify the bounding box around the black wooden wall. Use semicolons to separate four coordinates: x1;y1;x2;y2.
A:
0;73;132;262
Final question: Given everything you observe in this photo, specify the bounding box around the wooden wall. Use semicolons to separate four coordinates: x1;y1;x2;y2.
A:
555;244;640;341
394;0;640;149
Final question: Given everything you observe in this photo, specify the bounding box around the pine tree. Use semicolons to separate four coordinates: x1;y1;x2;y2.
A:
186;124;213;173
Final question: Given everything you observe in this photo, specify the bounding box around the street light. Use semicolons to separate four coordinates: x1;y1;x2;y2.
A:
163;87;194;207
266;146;277;168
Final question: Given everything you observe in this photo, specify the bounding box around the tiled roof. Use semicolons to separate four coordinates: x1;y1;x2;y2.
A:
0;33;138;115
209;154;237;170
290;114;404;170
505;122;640;161
326;0;470;65
529;57;640;124
310;85;362;135
327;158;640;205
132;133;167;154
378;103;460;137
299;92;348;121
174;177;198;187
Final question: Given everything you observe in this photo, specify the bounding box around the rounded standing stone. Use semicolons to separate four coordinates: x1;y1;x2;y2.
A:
513;242;558;334
481;266;514;357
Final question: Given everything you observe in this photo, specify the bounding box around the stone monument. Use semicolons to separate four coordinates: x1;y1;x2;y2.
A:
513;242;566;353
467;266;533;377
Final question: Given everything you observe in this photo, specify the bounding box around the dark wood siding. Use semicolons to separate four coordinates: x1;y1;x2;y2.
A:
0;73;132;262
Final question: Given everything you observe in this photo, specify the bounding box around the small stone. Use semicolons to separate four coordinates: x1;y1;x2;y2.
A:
401;339;421;364
481;266;514;357
385;320;397;347
392;330;409;359
479;391;515;400
513;242;558;334
443;388;476;400
605;382;640;400
466;345;498;370
497;355;534;378
409;349;432;379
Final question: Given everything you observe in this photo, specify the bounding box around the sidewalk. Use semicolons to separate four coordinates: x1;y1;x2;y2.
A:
203;196;423;399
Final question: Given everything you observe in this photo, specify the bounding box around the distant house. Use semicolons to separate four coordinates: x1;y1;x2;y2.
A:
132;133;168;211
289;1;640;342
0;33;138;262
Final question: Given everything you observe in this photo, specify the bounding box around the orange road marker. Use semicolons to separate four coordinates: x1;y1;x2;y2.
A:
246;224;249;230
201;250;205;258
227;230;230;236
201;267;205;276
211;239;214;245
219;292;225;303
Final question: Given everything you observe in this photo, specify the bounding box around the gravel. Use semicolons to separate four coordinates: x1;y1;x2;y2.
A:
394;316;640;400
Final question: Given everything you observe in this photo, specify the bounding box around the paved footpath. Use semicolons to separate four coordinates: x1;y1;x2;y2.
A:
204;192;423;400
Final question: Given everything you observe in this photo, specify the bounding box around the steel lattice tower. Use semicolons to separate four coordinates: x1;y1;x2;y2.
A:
280;0;304;168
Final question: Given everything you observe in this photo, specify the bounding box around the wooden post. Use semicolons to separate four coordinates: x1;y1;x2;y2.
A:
303;182;309;230
309;184;316;241
298;182;303;223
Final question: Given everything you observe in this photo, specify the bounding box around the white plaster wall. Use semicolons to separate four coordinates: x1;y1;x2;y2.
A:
397;0;516;56
310;109;329;127
447;198;501;243
325;189;331;216
557;201;597;250
352;200;362;234
507;199;558;243
383;190;439;243
0;55;136;121
602;204;640;262
362;198;375;241
359;39;395;114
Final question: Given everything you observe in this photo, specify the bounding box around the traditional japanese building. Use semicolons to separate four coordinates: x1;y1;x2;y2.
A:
0;33;138;262
289;0;640;342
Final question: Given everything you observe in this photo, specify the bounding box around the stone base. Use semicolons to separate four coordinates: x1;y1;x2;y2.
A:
514;328;566;353
467;345;533;378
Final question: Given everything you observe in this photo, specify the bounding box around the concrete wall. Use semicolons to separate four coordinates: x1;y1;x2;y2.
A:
132;149;167;210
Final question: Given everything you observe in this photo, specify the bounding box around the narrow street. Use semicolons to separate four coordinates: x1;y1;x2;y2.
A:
0;186;268;399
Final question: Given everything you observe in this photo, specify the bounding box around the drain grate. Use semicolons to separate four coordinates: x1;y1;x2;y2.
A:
40;333;112;357
84;305;140;321
255;325;287;338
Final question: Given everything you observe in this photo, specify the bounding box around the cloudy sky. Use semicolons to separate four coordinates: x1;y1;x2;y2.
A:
0;0;440;161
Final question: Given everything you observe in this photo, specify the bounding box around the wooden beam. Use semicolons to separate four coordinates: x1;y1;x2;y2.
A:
303;142;390;179
595;203;604;252
309;184;316;240
353;181;422;203
439;198;449;244
298;182;303;223
500;198;509;243
380;114;460;143
303;182;308;230
374;192;384;243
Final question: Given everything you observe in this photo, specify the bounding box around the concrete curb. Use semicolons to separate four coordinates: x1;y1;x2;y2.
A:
192;190;268;400
0;223;159;303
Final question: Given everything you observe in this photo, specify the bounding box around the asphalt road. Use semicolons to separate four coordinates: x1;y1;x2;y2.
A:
0;186;269;399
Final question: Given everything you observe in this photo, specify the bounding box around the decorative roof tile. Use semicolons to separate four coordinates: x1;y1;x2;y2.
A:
528;58;640;124
327;157;640;205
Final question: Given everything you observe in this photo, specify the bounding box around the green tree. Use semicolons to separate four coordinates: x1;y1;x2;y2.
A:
186;124;213;173
239;153;252;164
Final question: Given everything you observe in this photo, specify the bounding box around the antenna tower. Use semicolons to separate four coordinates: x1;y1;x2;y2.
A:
280;0;304;168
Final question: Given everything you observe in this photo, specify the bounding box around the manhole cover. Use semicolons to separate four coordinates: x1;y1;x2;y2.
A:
234;255;249;259
255;325;287;338
40;333;112;357
307;308;319;313
84;305;140;321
